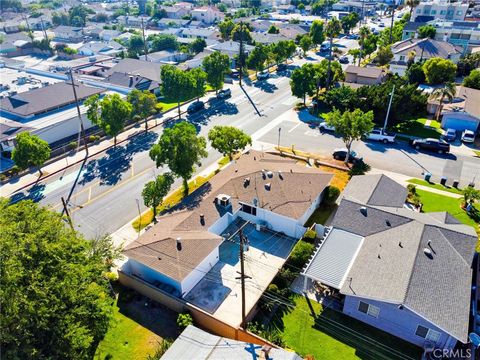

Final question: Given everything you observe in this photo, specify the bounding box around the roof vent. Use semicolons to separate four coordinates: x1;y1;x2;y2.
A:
266;170;273;178
261;169;266;179
216;194;231;207
423;248;433;259
360;206;367;216
253;197;258;206
278;171;283;180
176;237;182;251
265;183;271;191
386;219;391;226
398;241;403;248
243;177;250;187
200;214;205;225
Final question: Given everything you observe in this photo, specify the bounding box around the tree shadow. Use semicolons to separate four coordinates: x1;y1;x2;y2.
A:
168;182;212;213
253;80;278;93
9;183;46;204
363;141;389;153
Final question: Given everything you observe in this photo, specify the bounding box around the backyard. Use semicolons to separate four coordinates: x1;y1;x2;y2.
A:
94;285;179;360
251;295;422;360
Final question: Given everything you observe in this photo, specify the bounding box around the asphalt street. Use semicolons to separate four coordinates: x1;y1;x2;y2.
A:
9;59;480;240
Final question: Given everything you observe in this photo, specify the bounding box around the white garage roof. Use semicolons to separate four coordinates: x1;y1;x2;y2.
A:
302;228;364;289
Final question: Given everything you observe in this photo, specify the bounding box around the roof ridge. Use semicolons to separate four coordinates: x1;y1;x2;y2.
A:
364;173;384;205
434;225;474;267
402;223;426;304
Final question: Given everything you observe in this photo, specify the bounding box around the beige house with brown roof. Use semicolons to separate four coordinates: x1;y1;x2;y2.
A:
121;150;332;298
344;65;385;86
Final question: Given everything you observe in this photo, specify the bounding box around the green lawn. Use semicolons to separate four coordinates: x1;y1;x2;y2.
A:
394;118;442;139
158;101;180;112
259;295;421;360
407;178;463;195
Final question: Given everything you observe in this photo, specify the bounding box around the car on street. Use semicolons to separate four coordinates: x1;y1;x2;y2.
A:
332;148;363;164
217;88;231;99
366;128;396;143
410;138;450;154
257;71;269;80
379;23;385;27
320;41;330;52
187;101;205;114
230;70;240;79
339;56;349;64
442;128;457;142
461;130;475;143
319;121;335;132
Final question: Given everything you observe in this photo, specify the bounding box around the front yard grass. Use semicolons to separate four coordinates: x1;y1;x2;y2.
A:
407;178;463;195
394;118;442;139
255;295;422;360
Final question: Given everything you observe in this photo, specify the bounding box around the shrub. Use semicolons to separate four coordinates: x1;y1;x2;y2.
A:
348;162;371;177
323;186;340;205
68;141;77;150
288;240;314;271
302;229;316;243
268;283;279;293
104;271;118;282
407;184;416;195
89;135;96;142
176;313;193;329
0;173;7;182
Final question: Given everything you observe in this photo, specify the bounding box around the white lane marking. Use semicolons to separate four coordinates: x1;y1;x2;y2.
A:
288;123;302;133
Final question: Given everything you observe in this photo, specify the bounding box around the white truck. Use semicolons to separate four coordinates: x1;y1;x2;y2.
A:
366;128;396;143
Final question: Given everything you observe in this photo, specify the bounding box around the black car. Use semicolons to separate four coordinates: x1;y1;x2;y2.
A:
332;148;363;164
187;101;205;114
217;88;231;99
411;138;450;154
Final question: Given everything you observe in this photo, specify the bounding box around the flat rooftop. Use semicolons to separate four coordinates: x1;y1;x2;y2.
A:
0;68;62;97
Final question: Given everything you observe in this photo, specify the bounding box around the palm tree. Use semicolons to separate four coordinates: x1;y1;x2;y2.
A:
358;26;371;66
430;82;456;120
325;17;342;89
406;0;420;18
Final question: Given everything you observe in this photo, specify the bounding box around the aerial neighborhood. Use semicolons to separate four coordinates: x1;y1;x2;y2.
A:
2;0;480;358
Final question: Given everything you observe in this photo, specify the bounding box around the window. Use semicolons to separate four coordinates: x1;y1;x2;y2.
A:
431;10;436;14
400;55;405;62
240;203;257;216
358;301;380;318
415;325;441;342
440;10;446;15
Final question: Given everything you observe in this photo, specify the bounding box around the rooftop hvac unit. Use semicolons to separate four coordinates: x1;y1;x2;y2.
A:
216;194;231;207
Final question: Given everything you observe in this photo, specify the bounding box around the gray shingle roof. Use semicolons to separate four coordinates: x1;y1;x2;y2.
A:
105;58;162;82
391;38;462;59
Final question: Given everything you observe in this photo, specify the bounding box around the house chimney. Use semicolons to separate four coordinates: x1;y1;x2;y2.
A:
176;237;182;251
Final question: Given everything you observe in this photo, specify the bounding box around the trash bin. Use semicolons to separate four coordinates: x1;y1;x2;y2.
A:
424;172;432;182
452;180;459;188
440;177;447;186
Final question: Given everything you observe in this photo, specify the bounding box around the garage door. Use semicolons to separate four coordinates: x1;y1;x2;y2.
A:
443;116;479;132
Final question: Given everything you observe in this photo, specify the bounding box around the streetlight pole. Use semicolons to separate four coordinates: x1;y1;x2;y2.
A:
277;127;282;150
383;84;395;131
135;198;142;238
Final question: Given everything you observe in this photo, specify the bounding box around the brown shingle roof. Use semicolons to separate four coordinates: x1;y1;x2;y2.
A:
345;65;384;79
124;150;333;282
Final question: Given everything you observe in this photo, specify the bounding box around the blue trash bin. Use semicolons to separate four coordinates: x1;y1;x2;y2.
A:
424;172;432;182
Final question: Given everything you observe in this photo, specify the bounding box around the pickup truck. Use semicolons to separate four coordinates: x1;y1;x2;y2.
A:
366;128;396;143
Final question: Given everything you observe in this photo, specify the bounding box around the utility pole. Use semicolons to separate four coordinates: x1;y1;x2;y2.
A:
389;2;396;44
141;16;148;61
277;127;281;150
238;21;245;87
383;84;395;131
236;227;251;330
68;69;89;156
21;14;33;40
61;197;74;230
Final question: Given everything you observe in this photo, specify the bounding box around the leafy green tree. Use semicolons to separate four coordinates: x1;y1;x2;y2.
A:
149;121;207;196
340;12;359;34
208;126;252;160
290;63;316;105
128;34;145;56
190;67;207;100
462;186;480;207
269;40;296;65
189;37;207;54
151;34;178;52
0;199;118;360
85;94;132;145
161;65;195;119
324;85;359;112
430;82;456;120
267;25;279;34
376;46;393;66
325;17;342;88
325;108;375;164
348;48;361;66
406;62;426;84
231;23;253;44
406;0;420;18
218;19;235;40
12;132;51;175
202;51;230;95
417;24;436;39
68;4;92;27
127;89;158;131
247;44;269;75
142;173;174;221
299;35;312;55
358;26;371;66
309;20;325;49
463;69;480;90
422;57;457;85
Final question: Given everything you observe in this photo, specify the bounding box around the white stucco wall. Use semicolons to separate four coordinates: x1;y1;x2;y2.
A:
181;246;220;296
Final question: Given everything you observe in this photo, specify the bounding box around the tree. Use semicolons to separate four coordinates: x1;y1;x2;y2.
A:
218;19;235;40
376;46;393;66
267;25;279;34
189;37;207;54
0;199;118;360
161;65;195;119
128;34;145;56
208;126;252;160
324;109;374;164
270;40;296;65
348;48;361;66
231;23;253;44
127;90;158;131
202;51;231;95
12;132;51;175
68;4;92;27
422;57;457;85
417;24;436;39
151;34;178;52
312;59;344;96
462;186;480;208
190;67;207;101
358;26;371;66
85;94;131;145
324;85;359;112
149;121;207;196
406;0;420;18
430;82;456;120
299;35;312;55
340;12;359;34
247;44;269;75
463;69;480;90
142;173;174;221
290;63;316;105
406;62;426;84
309;20;325;49
325;18;342;88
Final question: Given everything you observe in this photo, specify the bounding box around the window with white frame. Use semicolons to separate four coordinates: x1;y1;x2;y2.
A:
358;301;380;318
415;325;441;342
